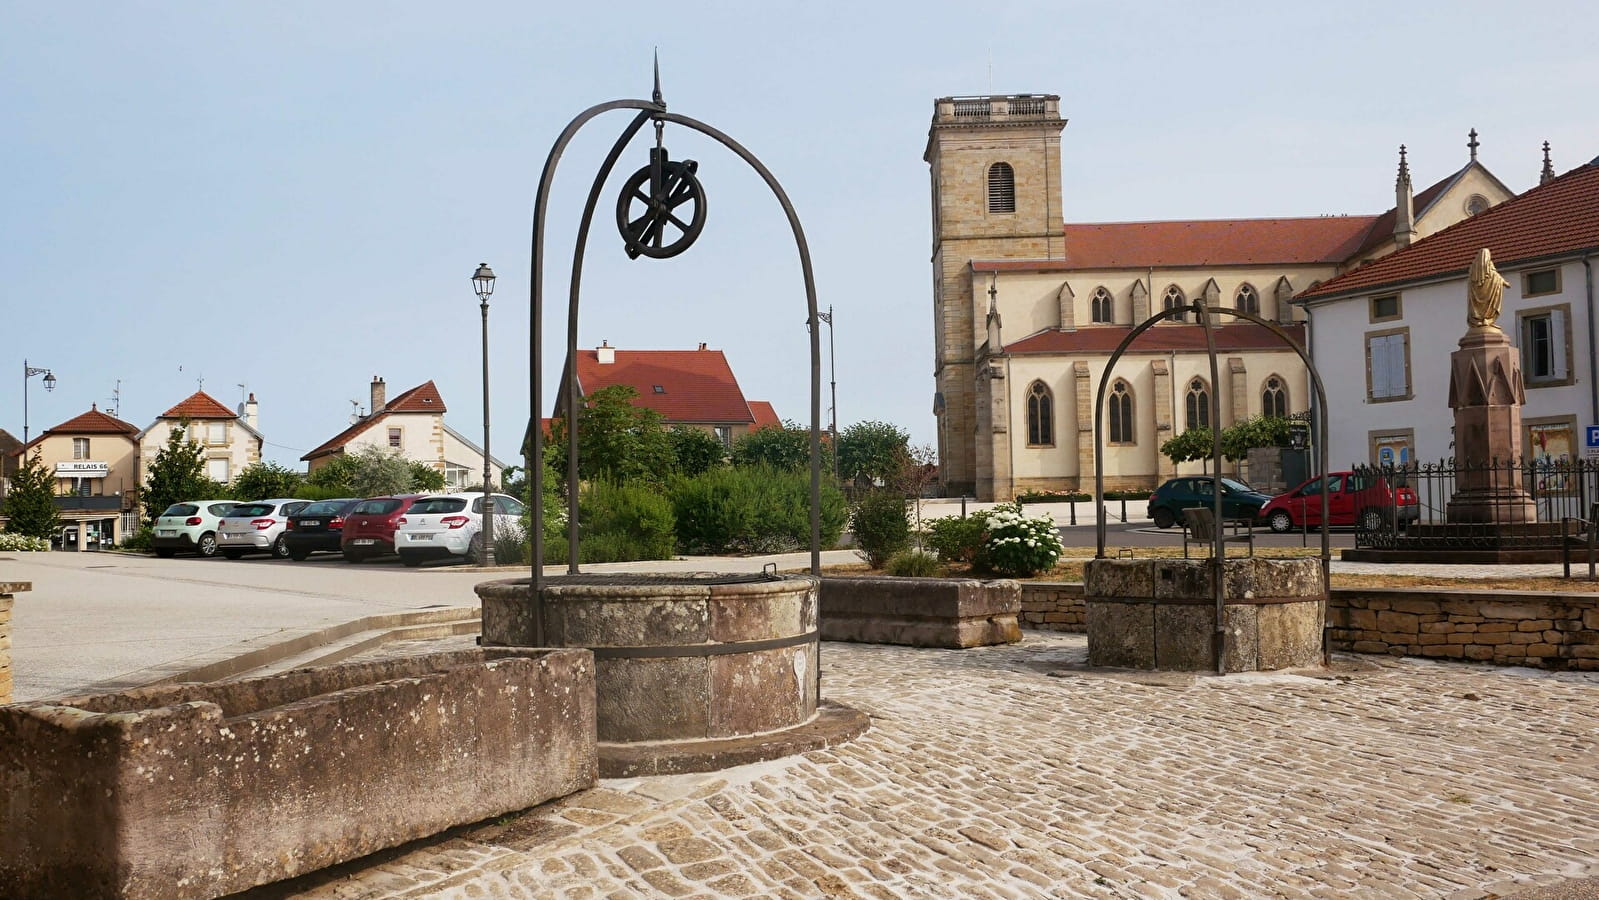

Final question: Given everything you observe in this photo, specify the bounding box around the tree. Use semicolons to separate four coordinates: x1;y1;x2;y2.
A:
408;460;446;491
2;451;61;538
1221;415;1292;461
1159;428;1215;468
549;385;676;485
143;424;215;524
838;420;911;487
230;461;302;501
670;426;727;477
731;420;826;473
306;446;430;497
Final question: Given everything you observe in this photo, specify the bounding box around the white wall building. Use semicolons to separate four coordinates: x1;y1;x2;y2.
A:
303;377;504;490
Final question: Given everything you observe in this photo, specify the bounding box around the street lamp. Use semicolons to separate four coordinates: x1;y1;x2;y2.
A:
817;306;838;479
473;263;497;567
23;359;56;444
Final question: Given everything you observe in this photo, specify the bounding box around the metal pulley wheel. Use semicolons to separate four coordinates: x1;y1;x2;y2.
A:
616;150;706;259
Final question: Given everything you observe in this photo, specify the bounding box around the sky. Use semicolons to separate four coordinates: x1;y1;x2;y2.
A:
3;1;1595;469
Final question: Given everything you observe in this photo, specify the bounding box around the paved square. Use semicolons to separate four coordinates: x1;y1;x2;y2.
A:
256;632;1599;899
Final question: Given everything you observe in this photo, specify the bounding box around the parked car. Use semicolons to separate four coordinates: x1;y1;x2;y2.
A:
340;494;423;562
1261;470;1420;533
394;492;528;567
217;498;312;559
1147;476;1273;529
282;498;360;561
151;500;238;558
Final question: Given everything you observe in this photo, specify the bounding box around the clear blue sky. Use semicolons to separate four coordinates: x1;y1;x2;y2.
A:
3;1;1593;467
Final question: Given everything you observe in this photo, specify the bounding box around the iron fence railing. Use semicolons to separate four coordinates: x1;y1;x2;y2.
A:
1353;458;1599;550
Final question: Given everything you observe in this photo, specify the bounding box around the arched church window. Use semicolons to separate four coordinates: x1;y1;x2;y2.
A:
1235;284;1259;315
1164;285;1188;322
1026;381;1053;446
1185;378;1211;431
1465;194;1489;216
1091;286;1114;324
1262;375;1287;418
1108;380;1135;444
987;162;1016;213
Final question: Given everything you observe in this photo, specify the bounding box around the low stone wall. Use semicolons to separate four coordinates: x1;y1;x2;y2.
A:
1019;582;1085;632
1327;589;1599;669
820;576;1021;648
0;647;596;900
0;581;24;703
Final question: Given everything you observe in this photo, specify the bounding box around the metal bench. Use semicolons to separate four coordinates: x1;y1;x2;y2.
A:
1182;507;1254;558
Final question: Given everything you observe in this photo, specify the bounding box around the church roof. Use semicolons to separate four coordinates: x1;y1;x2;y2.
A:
160;390;236;420
1298;163;1599;302
1005;322;1306;355
977;216;1382;272
571;347;756;425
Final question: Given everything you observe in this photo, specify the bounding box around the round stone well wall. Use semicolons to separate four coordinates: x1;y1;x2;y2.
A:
1084;557;1324;671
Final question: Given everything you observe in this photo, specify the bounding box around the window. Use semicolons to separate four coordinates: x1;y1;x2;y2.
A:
444;464;469;489
494;496;527;516
652;385;666;394
413;497;469;514
1185;378;1210;431
1523;268;1561;297
1366;329;1410;401
1235;284;1259;315
1091;287;1114;324
987;162;1015;213
1262;376;1287;418
1026;381;1053;446
207;422;227;445
388;427;403;449
1465;194;1490;216
1519;305;1570;384
714;426;733;448
1108;380;1134;444
207;457;230;483
1163;286;1187;322
72;438;89;459
1370;294;1401;322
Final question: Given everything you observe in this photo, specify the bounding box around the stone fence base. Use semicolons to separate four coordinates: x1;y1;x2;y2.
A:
820;576;1021;648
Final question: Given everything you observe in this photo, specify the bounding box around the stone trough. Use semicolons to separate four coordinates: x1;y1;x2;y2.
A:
0;647;596;900
819;576;1022;648
476;573;868;777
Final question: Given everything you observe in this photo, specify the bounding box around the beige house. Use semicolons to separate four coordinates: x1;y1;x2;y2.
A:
303;377;504;490
927;93;1518;499
138;391;264;486
6;405;142;547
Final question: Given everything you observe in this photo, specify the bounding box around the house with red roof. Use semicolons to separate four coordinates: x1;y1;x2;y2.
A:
137;390;264;486
5;405;142;547
302;377;504;490
926;93;1522;499
1295;152;1599;470
560;343;781;447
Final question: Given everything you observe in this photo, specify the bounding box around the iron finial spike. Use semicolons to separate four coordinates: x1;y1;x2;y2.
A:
652;49;663;107
1468;127;1480;161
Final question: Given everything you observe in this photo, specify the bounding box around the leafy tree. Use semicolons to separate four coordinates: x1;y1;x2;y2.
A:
731;420;826;473
1159;427;1216;468
408;460;446;491
1221;415;1292;461
230;461;303;501
548;385;676;485
143;424;214;524
670;426;728;477
838;420;911;487
2;451;61;538
851;488;911;568
306;446;428;497
500;464;527;497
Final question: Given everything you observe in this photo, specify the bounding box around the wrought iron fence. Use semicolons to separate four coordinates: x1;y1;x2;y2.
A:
1353;458;1599;550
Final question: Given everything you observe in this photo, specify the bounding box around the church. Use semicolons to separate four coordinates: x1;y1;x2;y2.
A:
927;93;1518;500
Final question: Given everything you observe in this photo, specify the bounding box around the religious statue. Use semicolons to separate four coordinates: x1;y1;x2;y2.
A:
1467;248;1509;329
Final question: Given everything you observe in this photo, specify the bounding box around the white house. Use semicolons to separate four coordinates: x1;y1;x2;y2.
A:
1294;153;1599;471
303;377;504;490
138;390;264;485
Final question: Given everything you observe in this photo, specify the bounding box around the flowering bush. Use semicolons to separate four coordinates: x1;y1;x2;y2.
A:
0;532;50;552
978;502;1063;577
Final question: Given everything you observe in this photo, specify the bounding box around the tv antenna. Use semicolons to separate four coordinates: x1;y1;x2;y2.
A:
107;380;122;417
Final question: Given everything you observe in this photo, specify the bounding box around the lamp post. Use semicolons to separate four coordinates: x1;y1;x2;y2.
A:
23;360;56;444
473;263;496;567
817;306;837;478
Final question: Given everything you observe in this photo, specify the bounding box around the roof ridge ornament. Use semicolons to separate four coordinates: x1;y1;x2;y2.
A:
1540;141;1555;185
1396;144;1411;187
1468;128;1480;162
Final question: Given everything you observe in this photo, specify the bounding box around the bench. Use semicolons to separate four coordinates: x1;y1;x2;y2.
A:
1182;507;1254;558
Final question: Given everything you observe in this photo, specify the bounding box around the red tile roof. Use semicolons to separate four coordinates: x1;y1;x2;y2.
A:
1299;163;1599;301
747;401;781;430
302;381;447;461
11;405;140;456
1005;322;1307;355
573;348;755;424
160;390;236;419
1052;217;1380;269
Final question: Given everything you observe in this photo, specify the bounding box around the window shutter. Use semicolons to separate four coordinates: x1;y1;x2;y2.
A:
1552;309;1568;379
1370;337;1392;398
1389;334;1408;396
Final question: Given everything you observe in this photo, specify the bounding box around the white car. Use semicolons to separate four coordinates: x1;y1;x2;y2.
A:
394;492;526;567
217;498;311;559
152;500;238;558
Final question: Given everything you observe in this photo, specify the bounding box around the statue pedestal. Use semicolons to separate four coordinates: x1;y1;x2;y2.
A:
1446;327;1537;524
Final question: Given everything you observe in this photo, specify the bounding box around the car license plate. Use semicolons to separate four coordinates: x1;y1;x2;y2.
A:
157;529;176;537
301;520;321;527
412;533;433;541
353;539;375;546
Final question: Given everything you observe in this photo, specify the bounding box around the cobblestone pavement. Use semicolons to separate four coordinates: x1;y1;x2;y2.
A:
251;633;1599;900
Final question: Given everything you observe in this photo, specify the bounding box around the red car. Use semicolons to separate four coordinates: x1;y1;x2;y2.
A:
1260;471;1419;533
339;494;423;562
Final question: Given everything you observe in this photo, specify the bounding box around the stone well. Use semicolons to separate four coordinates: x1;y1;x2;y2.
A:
476;573;867;777
1084;557;1325;672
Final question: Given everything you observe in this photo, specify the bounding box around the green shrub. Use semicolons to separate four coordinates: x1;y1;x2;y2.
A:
979;503;1063;577
884;549;941;577
851;489;910;568
670;465;844;555
922;514;987;564
120;525;154;551
578;478;675;563
1015;490;1090;504
0;532;50;552
491;519;528;566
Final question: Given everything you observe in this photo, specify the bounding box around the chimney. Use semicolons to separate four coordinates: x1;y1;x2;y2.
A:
597;341;615;365
1393;144;1416;249
698;342;708;351
370;376;386;414
243;392;259;430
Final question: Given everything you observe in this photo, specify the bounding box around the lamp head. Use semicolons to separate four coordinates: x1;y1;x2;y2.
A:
43;371;56;392
472;263;496;302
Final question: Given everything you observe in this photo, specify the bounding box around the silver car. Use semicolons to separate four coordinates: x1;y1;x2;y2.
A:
217;498;311;559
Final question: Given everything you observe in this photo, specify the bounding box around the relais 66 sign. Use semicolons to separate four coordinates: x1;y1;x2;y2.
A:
54;461;109;477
